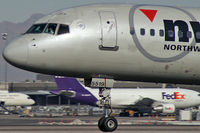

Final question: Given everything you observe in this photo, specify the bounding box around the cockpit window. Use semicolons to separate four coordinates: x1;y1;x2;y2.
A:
27;96;32;99
57;24;70;35
44;23;57;35
198;94;200;96
26;23;47;34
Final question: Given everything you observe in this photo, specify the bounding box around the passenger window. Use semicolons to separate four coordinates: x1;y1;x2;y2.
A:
150;29;155;36
44;23;57;35
159;30;164;37
178;31;183;38
140;28;145;36
196;32;200;39
130;29;135;35
26;23;47;34
58;24;70;35
187;31;192;38
168;30;174;38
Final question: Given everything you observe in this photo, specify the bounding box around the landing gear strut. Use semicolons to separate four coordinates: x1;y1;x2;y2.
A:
98;88;118;132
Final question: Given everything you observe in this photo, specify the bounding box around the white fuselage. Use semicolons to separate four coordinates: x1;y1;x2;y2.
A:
0;91;35;106
86;88;200;109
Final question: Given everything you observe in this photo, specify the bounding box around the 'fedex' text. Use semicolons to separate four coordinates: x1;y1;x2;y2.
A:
162;92;185;100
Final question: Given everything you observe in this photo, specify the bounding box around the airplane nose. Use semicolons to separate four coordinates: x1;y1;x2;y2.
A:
3;39;28;67
30;99;35;105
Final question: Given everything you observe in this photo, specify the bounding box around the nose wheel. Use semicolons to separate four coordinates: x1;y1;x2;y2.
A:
98;116;118;132
98;88;118;132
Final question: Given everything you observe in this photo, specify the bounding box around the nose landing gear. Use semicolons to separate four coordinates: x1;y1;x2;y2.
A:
98;88;118;132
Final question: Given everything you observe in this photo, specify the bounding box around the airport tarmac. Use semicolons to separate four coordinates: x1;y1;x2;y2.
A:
0;115;199;133
0;126;199;133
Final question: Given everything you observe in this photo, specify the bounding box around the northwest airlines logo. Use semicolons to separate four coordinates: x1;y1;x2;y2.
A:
129;6;199;62
162;92;185;100
140;8;200;43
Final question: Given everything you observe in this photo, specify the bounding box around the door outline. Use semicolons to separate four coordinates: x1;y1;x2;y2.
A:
99;11;119;51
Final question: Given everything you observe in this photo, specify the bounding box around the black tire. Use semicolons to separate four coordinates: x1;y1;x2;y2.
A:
103;116;118;132
134;113;139;117
98;116;106;132
140;113;144;117
119;112;129;117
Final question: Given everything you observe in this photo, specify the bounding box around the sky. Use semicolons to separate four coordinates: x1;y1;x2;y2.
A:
1;0;200;23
